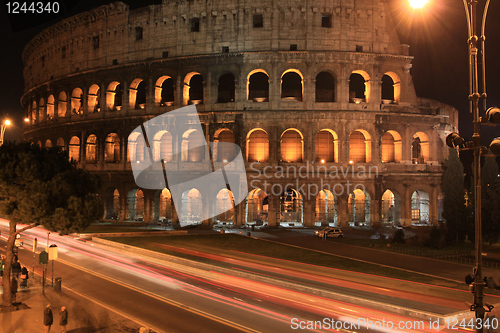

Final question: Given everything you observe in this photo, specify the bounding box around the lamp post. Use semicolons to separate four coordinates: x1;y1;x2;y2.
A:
0;119;11;146
410;0;499;331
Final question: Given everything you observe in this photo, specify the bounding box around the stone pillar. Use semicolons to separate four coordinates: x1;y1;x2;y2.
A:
302;194;315;227
336;194;348;227
143;190;153;223
268;194;280;227
401;184;411;227
430;184;438;225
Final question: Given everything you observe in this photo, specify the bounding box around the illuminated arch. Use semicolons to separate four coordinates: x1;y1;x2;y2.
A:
381;130;402;163
153;130;173;162
280;188;303;225
128;131;146;162
127;188;144;221
153;188;173;222
215;188;235;222
104;188;120;220
45;139;52;148
129;78;146;109
281;129;304;162
88;84;101;113
181;188;202;225
214;129;235;162
58;91;67;117
86;134;98;163
155;75;175;106
246;189;268;224
183;72;204;105
71;88;83;115
411;190;430;225
56;137;65;150
107;81;122;110
31;101;37;123
349;70;371;103
412;132;430;164
38;98;45;122
69;136;80;162
381;72;401;104
105;133;120;163
348;188;371;226
315;189;337;225
247;69;269;102
181;129;205;162
381;189;402;226
46;95;55;120
349;129;372;163
315;129;339;163
281;69;303;101
247;128;269;162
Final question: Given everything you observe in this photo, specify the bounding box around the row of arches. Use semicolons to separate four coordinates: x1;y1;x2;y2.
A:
26;69;401;123
36;127;430;164
106;186;434;227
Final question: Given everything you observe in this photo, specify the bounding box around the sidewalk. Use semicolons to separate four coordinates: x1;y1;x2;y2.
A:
1;275;149;333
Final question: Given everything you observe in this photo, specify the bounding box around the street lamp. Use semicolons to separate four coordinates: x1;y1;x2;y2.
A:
410;0;499;331
0;119;11;146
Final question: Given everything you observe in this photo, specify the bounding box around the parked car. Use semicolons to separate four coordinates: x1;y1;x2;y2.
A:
316;228;343;238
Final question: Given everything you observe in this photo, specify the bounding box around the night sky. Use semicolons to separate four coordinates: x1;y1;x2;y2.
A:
1;0;499;147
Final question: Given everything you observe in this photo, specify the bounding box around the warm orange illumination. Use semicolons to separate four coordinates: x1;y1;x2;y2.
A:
321;159;325;164
349;160;354;164
24;118;29;122
409;0;428;9
4;120;11;126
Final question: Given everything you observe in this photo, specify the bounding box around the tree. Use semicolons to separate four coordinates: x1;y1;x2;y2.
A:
0;142;102;307
442;148;469;243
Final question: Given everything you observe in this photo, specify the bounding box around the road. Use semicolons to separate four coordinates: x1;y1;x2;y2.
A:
1;222;496;333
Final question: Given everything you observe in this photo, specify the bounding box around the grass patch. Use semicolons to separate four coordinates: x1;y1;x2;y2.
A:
104;234;469;289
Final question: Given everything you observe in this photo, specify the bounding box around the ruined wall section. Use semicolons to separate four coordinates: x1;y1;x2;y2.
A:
23;0;406;91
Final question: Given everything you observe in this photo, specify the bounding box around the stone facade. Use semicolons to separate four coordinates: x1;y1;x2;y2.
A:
22;0;458;228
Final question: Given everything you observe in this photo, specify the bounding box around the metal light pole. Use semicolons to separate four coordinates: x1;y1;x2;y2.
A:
0;119;11;146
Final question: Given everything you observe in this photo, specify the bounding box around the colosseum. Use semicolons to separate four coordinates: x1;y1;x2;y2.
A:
21;0;458;229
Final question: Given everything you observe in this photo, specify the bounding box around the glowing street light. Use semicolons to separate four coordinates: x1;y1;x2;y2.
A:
0;119;11;146
409;0;429;9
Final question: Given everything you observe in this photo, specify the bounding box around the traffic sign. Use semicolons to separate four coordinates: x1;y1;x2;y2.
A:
39;251;49;264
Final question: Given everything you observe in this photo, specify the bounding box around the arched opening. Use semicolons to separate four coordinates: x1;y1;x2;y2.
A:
349;71;370;103
281;129;303;162
215;129;235;162
315;129;338;163
217;73;235;103
349;130;372;163
58;91;67;117
411;190;430;225
45;139;52;148
127;189;144;221
181;129;205;162
215;189;235;223
32;101;37;123
246;189;268;225
183;73;204;105
107;81;122;110
381;130;402;163
105;188;120;220
153;188;173;222
412;132;429;164
381;190;402;226
281;70;303;101
438;192;444;222
280;189;303;226
181;188;202;226
381;72;401;104
129;79;146;109
86;134;98;164
38;98;45;122
315;71;335;102
315;190;337;226
247;70;269;102
105;133;120;163
88;84;101;113
128;132;146;163
47;95;55;120
71;88;83;115
155;76;175;106
153;131;173;162
69;136;80;162
56;137;65;150
348;189;371;227
247;129;269;162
